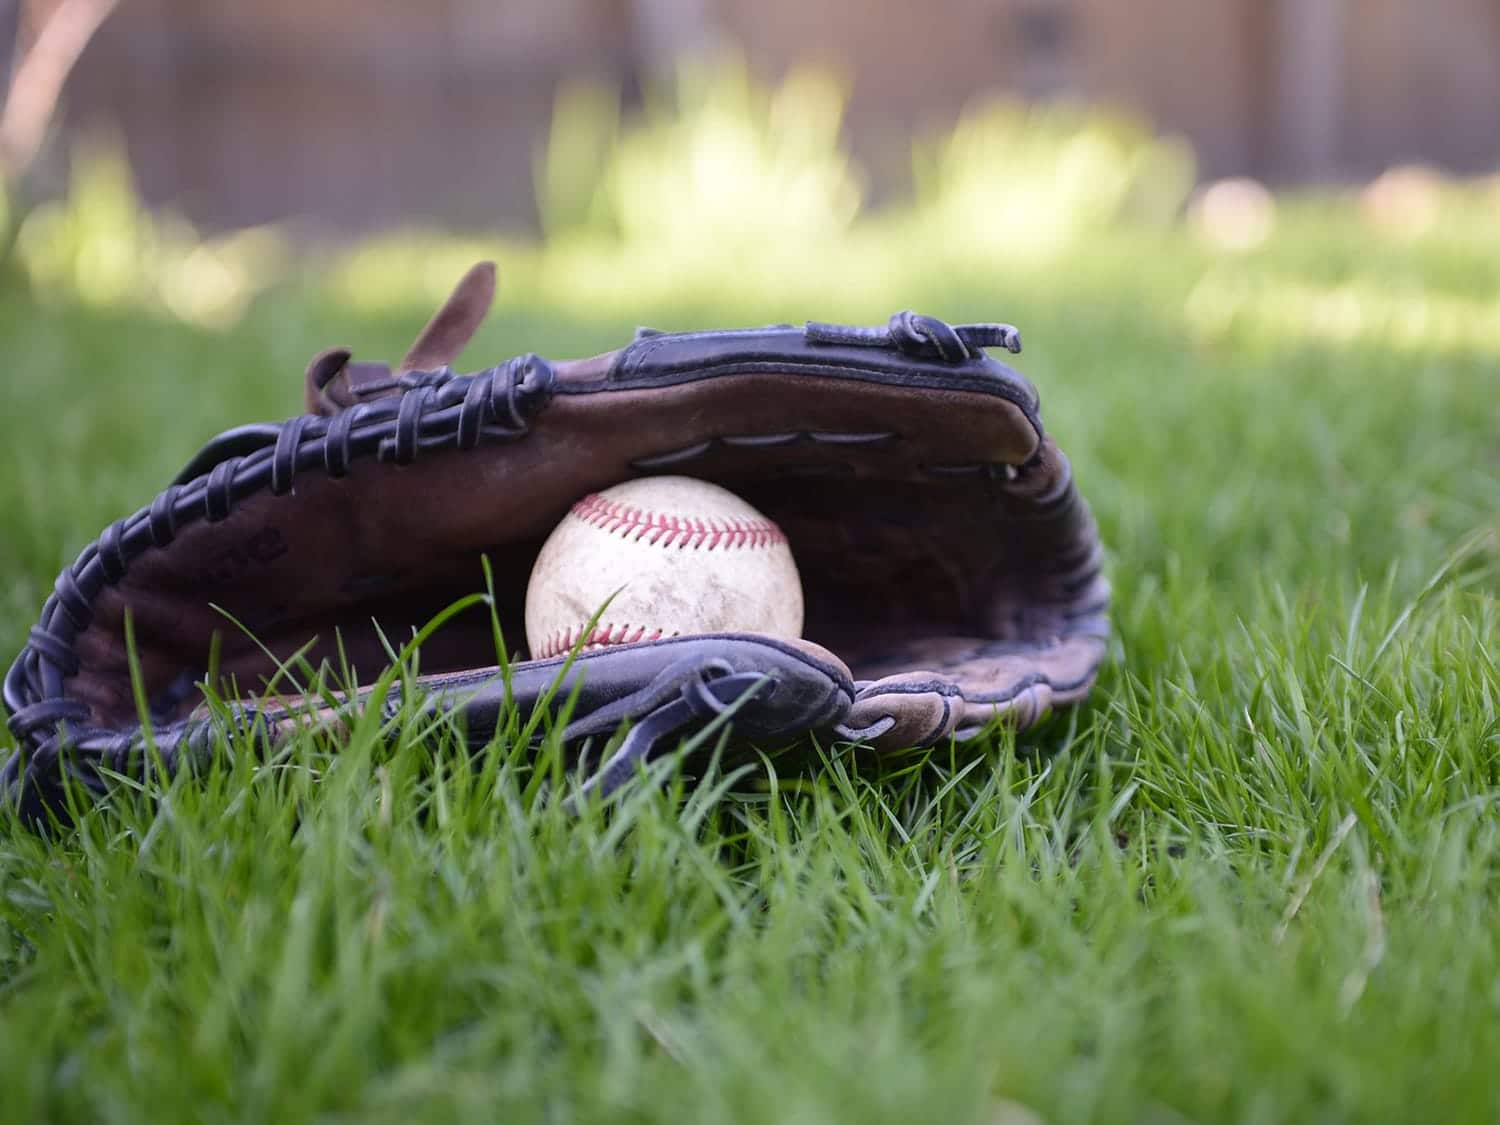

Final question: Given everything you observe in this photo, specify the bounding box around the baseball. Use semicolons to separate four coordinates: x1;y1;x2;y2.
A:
524;476;803;659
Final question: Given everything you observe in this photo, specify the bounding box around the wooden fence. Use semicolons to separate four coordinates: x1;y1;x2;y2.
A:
50;0;1500;232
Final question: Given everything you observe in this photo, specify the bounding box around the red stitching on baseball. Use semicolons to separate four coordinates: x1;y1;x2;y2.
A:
569;493;787;550
534;622;671;660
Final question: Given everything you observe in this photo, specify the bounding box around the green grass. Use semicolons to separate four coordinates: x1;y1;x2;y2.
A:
0;201;1498;1124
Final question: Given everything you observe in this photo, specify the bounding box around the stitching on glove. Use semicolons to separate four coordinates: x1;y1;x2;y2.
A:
2;356;559;773
631;430;897;471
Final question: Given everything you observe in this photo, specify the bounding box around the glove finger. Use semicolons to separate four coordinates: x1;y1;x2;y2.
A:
839;633;1107;750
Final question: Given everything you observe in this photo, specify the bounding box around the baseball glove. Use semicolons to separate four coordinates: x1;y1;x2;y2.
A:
2;262;1109;828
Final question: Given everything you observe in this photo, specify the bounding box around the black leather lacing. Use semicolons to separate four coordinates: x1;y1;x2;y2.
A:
2;354;557;794
806;311;1022;360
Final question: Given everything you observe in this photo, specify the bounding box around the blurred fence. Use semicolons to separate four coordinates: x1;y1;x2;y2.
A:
41;0;1500;233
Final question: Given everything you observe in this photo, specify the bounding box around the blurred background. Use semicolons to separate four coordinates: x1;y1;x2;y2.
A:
0;0;1493;339
0;0;1496;424
9;0;1499;235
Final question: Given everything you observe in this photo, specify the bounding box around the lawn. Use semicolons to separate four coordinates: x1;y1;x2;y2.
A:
0;194;1497;1123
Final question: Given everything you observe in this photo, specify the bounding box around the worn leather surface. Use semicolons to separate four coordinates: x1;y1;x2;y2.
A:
2;261;1109;826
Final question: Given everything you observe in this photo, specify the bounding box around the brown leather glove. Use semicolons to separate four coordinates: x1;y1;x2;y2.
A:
2;262;1109;827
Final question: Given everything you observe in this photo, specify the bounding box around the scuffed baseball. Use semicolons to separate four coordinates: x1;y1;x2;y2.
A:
524;476;803;659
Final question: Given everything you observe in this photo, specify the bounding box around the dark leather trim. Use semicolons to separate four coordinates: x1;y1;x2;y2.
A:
572;326;1040;423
